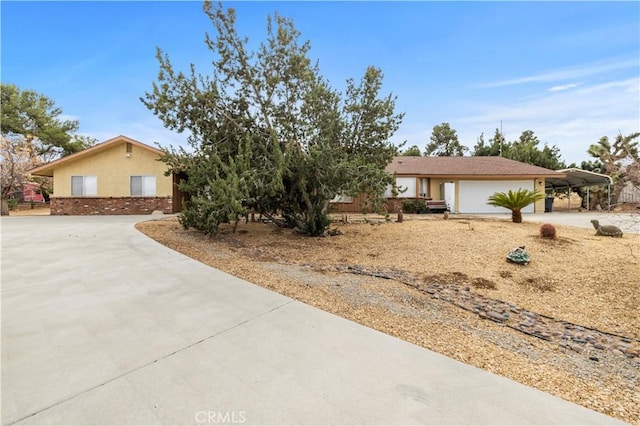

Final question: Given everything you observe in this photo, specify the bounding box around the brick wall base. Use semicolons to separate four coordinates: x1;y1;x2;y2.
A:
50;197;173;215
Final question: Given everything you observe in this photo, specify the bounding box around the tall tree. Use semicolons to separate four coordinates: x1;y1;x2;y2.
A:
587;132;640;204
588;133;639;175
142;2;403;236
1;84;95;215
424;122;467;156
580;160;604;173
0;84;90;157
401;145;422;156
474;129;565;170
508;130;565;170
472;128;507;157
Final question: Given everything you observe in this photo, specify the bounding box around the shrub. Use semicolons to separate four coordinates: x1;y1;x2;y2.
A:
539;223;557;239
7;199;18;211
401;199;427;214
487;189;544;223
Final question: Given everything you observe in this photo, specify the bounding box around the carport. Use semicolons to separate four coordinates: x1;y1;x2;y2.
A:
545;168;613;211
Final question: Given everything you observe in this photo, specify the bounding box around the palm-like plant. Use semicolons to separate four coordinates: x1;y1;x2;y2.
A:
487;189;544;223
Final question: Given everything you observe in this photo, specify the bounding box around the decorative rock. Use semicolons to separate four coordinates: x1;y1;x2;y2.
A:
590;219;623;237
336;265;640;362
506;246;531;265
487;311;507;322
533;332;551;340
569;344;582;353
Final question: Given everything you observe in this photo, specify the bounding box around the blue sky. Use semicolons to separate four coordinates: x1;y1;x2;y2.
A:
2;1;638;165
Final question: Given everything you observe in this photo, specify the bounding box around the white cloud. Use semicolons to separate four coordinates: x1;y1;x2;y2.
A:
547;83;581;92
479;57;638;88
455;77;640;164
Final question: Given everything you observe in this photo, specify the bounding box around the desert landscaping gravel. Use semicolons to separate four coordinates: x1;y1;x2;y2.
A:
136;214;640;424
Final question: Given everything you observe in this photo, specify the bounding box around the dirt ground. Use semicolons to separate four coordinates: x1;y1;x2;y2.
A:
7;202;51;216
136;213;640;424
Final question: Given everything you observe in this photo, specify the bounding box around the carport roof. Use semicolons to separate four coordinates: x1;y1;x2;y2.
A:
545;168;612;189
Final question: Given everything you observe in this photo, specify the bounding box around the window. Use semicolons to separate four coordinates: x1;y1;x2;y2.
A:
71;176;97;196
130;176;156;196
330;193;353;203
384;184;394;198
395;177;417;198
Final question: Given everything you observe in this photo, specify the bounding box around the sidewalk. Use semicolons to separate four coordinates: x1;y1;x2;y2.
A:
1;216;623;425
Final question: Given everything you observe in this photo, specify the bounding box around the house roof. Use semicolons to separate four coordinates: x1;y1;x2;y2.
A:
29;135;163;177
386;156;564;178
545;168;612;189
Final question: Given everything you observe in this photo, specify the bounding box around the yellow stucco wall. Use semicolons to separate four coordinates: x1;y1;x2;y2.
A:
534;178;546;213
428;179;446;199
52;141;172;197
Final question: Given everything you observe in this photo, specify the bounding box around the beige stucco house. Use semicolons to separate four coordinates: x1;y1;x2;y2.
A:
29;135;182;215
331;156;565;214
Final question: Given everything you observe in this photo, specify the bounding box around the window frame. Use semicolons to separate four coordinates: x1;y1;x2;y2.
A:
130;175;156;197
71;175;97;196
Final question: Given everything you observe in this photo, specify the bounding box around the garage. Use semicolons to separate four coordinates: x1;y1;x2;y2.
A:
458;180;534;214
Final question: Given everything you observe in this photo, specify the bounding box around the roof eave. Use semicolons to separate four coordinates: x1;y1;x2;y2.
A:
27;135;163;176
390;172;565;179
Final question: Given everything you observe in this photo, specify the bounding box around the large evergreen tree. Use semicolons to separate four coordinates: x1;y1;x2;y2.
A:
473;128;565;170
400;145;422;156
142;2;403;236
1;84;95;215
509;130;565;170
0;84;90;158
424;122;467;156
472;129;506;157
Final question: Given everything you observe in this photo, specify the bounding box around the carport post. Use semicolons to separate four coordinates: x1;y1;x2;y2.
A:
608;183;611;211
567;186;571;211
586;186;590;211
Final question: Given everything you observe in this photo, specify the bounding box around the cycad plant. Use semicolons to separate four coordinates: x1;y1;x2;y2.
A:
487;189;544;223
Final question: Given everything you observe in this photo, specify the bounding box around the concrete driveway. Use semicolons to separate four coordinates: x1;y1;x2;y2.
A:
1;215;622;425
473;211;640;233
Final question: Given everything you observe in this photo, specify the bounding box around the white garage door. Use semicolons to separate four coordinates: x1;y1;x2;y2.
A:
458;180;534;214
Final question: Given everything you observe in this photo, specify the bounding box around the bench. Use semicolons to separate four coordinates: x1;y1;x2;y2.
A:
425;200;449;213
